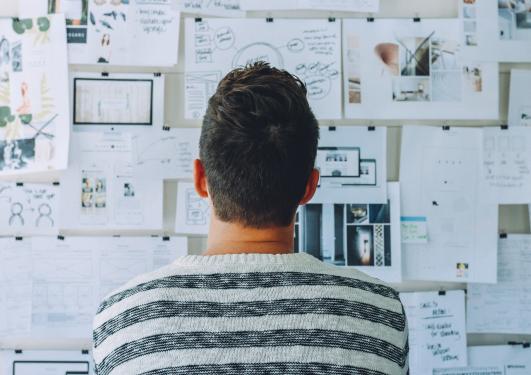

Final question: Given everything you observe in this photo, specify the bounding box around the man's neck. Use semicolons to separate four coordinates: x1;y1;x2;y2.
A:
204;215;295;256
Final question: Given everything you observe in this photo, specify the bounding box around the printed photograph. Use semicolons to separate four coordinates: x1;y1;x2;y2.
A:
463;65;483;93
499;0;531;40
48;0;88;26
347;35;362;104
347;225;374;266
81;176;106;208
0;138;35;171
398;36;430;76
392;77;430;102
123;182;135;197
295;202;392;268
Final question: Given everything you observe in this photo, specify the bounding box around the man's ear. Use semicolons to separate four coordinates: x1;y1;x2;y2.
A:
193;159;209;198
299;168;320;205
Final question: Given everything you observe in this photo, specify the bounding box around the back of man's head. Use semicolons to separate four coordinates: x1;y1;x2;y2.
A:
200;62;319;228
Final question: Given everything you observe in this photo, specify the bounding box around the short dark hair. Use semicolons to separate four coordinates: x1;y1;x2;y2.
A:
200;62;319;228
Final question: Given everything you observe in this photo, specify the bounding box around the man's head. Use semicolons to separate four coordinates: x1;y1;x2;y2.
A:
195;62;320;228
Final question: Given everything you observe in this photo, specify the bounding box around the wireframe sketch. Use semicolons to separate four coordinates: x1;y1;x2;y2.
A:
185;18;342;119
74;78;153;125
185;187;210;226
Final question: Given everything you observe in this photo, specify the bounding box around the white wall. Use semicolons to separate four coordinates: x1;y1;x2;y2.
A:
2;0;530;351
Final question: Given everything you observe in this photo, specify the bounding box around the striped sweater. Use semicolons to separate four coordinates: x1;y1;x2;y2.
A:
93;253;409;375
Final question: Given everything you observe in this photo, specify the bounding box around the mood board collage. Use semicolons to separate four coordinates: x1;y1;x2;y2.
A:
1;0;531;374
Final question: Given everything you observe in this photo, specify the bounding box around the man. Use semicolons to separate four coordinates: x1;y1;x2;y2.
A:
93;62;409;375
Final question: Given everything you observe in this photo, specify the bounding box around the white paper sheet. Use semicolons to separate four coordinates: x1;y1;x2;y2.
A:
433;367;503;375
71;72;165;132
0;182;58;235
20;0;181;66
400;290;467;375
468;345;531;374
30;236;99;338
59;132;163;231
401;126;498;283
185;18;342;120
181;0;244;17
241;0;379;12
0;238;32;337
508;69;531;127
97;236;187;302
0;15;70;177
467;235;531;334
311;126;387;204
175;181;211;235
132;127;200;180
459;0;531;62
0;349;93;375
482;126;531;204
343;19;499;120
0;235;187;339
297;182;402;283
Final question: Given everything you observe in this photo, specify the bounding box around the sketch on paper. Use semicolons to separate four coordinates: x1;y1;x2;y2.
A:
185;18;342;120
132;127;200;180
60;132;163;231
0;15;69;176
296;183;401;283
0;182;58;235
311;126;387;204
401;126;498;283
343;19;499;119
71;72;164;132
73;78;153;125
38;0;180;66
175;181;211;235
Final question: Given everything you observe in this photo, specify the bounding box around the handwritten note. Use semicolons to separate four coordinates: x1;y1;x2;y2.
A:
468;235;531;334
184;18;342;120
181;0;244;17
400;216;428;244
400;290;467;375
482;127;531;204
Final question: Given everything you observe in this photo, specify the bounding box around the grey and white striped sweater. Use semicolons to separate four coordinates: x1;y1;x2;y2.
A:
93;253;409;375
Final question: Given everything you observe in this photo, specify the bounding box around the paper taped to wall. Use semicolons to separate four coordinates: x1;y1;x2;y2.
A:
467;235;531;334
0;15;70;177
185;18;342;120
400;290;467;375
401;126;498;283
311;126;387;204
297;182;402;283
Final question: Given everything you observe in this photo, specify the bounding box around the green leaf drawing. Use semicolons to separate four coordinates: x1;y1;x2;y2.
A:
37;17;50;32
0;106;14;127
35;74;54;122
